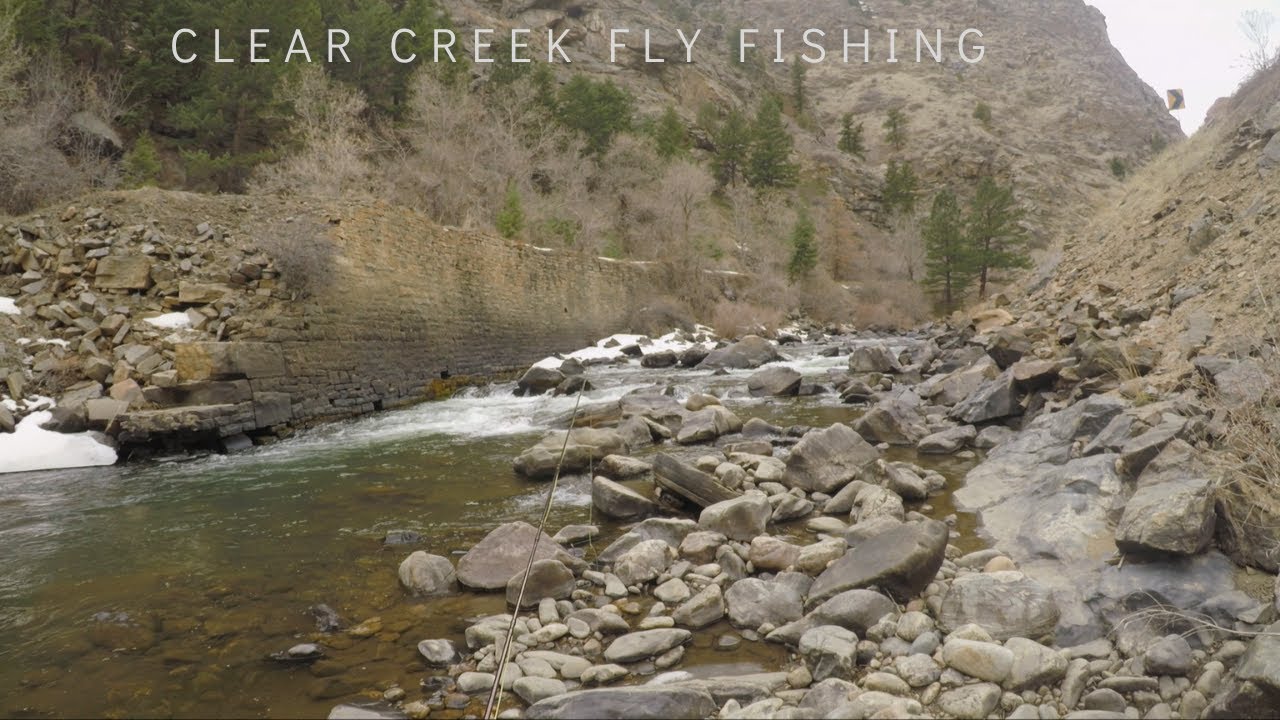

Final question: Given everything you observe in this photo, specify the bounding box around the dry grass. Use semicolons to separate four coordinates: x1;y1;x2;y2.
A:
709;300;785;339
257;216;339;299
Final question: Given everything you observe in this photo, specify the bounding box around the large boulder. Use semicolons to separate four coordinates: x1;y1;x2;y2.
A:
937;571;1060;642
697;335;783;370
1115;439;1216;556
602;629;692;663
596;518;698;563
747;366;802;397
918;356;1001;406
767;589;897;645
783;423;879;494
725;578;804;629
612;539;676;587
94;255;154;290
672;584;725;628
799;625;859;682
514;429;629;479
526;686;716;720
848;344;902;374
699;494;771;542
457;522;579;590
397;552;457;596
506;559;575;607
675;405;742;444
591;476;660;521
516;366;565;396
853;395;929;446
807;520;949;606
1205;621;1280;718
949;369;1021;424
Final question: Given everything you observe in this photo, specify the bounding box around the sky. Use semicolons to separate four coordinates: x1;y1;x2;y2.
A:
1085;0;1280;134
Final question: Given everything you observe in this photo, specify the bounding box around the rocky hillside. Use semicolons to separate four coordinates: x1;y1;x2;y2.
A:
451;0;1182;244
1010;62;1280;388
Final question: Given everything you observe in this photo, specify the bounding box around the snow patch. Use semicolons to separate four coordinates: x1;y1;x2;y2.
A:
530;328;718;371
144;312;191;329
16;338;70;348
0;410;118;475
0;296;19;315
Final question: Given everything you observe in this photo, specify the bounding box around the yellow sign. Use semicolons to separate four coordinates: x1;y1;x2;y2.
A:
1167;89;1185;111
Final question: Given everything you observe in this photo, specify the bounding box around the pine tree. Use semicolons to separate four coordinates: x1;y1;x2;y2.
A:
883;107;908;152
882;160;918;216
746;97;798;189
123;133;162;187
653;106;689;159
923;189;973;313
556;75;634;157
837;113;865;159
496;180;525;239
711;108;750;188
787;207;818;282
966;176;1031;299
790;57;807;114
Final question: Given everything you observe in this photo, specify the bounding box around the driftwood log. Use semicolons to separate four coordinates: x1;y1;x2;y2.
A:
652;453;740;508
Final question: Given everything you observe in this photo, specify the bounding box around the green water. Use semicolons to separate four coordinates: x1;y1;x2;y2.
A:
0;347;981;718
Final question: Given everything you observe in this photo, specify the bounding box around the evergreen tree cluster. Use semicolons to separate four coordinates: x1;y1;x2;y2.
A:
921;177;1031;312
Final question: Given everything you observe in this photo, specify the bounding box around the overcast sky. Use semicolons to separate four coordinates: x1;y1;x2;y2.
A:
1085;0;1280;134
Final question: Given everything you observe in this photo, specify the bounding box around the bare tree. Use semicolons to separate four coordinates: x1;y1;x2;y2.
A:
661;160;715;247
1241;9;1278;75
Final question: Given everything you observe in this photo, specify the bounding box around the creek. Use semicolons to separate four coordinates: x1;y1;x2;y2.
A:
0;336;981;718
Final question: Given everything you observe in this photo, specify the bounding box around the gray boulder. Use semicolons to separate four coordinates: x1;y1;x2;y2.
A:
697;336;783;370
938;571;1060;642
807;519;949;606
603;629;692;663
597;518;699;563
417;638;459;667
526;685;716;720
458;522;580;590
782;423;879;494
747;366;802;397
1116;439;1215;555
518;366;566;396
672;584;725;628
799;625;859;681
676;405;742;444
699;494;771;542
612;539;676;587
1205;621;1280;718
950;369;1021;424
397;552;456;596
848;344;902;373
853;394;929;446
592;476;660;521
725;578;804;629
506;559;576;607
1004;637;1068;691
918;425;977;455
767;589;898;645
514;428;629;479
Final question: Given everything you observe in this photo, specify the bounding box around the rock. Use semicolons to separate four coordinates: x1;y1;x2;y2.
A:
748;536;802;572
699;494;771;542
918;356;1001;406
895;653;941;688
797;678;860;716
592;476;660;520
1011;358;1060;390
552;524;598;545
854;395;930;446
1082;688;1126;713
725;578;804;629
782;423;879;493
697;335;783;370
747;366;802;397
397;552;456;596
676;405;742;444
1115;440;1215;556
597;518;699;563
517;366;565;396
599;455;652;479
513;677;568;705
986;327;1032;369
942;638;1015;683
654;578;692;605
796;538;847;576
457;522;579;590
640;350;678;368
1143;634;1194;676
938;572;1060;642
849;344;902;373
950;369;1021;424
602;629;692;663
613;539;676;587
936;683;1002;719
672;584;725;628
458;671;497;694
514;429;628;479
506;559;576;607
918;425;977;454
525;686;716;720
853;484;905;524
578;664;628;686
1004;637;1068;691
417;639;459;667
326;704;407;720
1118;420;1185;478
799;625;859;681
807;520;949;606
177;281;230;304
94;255;153;290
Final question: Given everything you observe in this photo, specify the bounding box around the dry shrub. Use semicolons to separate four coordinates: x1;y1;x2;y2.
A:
1210;356;1280;572
249;66;374;199
257;216;338;299
710;300;784;339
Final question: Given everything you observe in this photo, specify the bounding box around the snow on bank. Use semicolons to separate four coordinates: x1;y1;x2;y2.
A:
144;312;191;329
531;327;718;370
0;296;19;315
0;410;118;474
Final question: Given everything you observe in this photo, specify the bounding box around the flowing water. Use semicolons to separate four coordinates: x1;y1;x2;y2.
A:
0;340;982;719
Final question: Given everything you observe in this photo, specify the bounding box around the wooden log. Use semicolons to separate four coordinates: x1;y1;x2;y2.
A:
652;453;740;509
